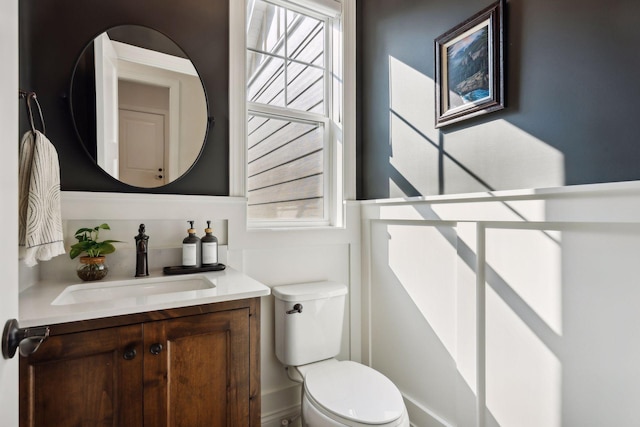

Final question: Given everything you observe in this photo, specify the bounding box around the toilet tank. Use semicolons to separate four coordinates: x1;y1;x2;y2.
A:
273;281;348;366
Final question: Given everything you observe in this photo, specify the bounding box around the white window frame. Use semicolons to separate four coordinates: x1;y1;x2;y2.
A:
230;0;356;228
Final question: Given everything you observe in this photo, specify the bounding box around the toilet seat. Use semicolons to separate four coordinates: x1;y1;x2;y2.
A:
303;360;406;426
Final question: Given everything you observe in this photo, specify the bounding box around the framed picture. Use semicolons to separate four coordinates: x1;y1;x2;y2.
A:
435;0;505;127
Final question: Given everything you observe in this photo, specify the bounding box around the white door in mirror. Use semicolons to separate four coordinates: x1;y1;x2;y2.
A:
118;108;167;188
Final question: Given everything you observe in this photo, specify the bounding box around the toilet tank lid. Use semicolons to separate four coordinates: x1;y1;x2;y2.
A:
272;281;347;302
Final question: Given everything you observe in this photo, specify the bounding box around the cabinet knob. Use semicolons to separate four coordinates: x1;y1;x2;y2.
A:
149;343;163;355
123;347;137;360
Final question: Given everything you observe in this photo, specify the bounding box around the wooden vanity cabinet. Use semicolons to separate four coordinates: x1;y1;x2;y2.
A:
20;323;144;426
20;298;261;427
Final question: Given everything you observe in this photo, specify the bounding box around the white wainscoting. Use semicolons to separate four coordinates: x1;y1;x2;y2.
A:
22;181;640;426
361;181;640;427
23;192;361;426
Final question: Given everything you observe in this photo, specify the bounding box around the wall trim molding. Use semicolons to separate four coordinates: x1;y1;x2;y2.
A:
229;0;247;197
358;180;640;206
1;0;20;422
342;0;357;201
358;180;640;225
261;407;300;427
261;384;302;427
403;392;453;427
61;191;246;220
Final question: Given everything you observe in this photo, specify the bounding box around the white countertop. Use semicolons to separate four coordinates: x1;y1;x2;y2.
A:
19;266;271;327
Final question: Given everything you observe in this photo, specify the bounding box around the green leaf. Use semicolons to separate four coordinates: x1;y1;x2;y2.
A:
97;242;116;255
74;227;93;236
69;246;83;259
76;241;94;250
74;228;93;242
69;223;120;258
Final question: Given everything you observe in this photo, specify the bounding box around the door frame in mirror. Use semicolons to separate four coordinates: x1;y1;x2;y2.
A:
109;41;194;183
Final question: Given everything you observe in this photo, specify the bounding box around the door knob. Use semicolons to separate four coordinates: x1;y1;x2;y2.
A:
123;346;137;360
149;343;163;355
2;319;49;359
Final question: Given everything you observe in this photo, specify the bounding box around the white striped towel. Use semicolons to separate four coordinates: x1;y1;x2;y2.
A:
19;130;66;266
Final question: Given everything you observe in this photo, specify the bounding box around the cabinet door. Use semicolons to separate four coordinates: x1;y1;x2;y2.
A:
20;324;144;427
143;309;251;427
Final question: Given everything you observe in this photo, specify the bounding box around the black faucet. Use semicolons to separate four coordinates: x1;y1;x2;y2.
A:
135;224;149;277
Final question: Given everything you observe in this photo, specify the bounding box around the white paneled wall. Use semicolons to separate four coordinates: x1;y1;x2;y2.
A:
370;221;459;426
361;182;640;427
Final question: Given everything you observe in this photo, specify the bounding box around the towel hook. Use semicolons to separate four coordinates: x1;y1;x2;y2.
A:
27;92;46;136
20;90;46;136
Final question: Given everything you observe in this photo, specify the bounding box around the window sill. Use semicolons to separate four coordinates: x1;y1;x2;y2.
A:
246;224;346;232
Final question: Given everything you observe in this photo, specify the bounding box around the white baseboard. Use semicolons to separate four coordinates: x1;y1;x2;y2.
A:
259;387;447;427
403;393;453;427
261;405;301;427
261;385;302;427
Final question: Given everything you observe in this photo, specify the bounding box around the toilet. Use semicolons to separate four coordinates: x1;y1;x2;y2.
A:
273;282;410;427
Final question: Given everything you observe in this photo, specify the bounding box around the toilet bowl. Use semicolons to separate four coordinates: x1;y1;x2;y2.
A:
273;282;410;427
298;359;409;427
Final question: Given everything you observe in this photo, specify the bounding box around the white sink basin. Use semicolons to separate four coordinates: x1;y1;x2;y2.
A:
52;275;216;306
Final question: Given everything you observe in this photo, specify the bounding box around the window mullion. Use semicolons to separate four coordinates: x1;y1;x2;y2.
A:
284;9;289;107
247;48;325;71
324;16;331;118
248;101;327;124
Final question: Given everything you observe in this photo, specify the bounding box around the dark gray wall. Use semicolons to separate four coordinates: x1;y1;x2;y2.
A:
357;0;640;200
20;0;228;195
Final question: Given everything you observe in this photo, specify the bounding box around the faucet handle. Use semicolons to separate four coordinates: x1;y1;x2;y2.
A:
135;224;149;277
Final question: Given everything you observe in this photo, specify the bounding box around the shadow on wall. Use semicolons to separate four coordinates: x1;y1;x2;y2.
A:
370;221;461;424
370;219;499;426
386;56;565;199
368;196;640;426
370;216;564;426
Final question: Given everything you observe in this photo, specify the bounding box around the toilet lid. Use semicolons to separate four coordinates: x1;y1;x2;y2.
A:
304;361;405;424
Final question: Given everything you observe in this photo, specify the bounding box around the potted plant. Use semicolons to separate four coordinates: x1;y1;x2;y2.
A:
70;223;121;281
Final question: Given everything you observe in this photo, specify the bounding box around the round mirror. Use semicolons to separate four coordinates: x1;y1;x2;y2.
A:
70;25;208;188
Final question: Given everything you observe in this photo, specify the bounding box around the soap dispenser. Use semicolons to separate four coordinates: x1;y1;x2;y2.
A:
182;221;201;267
201;220;218;266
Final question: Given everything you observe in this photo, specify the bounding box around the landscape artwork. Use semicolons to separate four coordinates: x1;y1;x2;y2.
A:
446;25;490;110
435;0;504;127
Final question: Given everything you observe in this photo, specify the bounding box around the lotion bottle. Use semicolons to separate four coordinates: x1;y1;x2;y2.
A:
201;220;218;265
182;221;201;267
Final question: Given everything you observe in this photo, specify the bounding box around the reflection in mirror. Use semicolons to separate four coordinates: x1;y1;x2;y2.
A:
71;25;208;188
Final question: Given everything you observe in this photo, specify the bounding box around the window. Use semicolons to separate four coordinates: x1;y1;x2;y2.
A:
246;0;342;225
